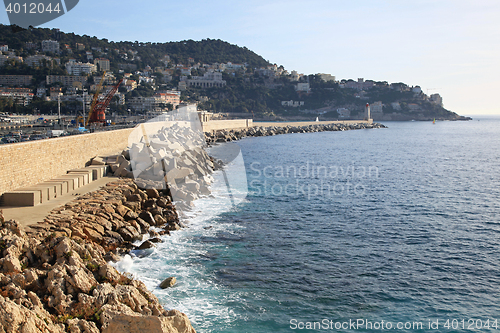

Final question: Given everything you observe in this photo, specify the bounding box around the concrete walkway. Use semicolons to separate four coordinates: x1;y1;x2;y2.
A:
2;176;118;229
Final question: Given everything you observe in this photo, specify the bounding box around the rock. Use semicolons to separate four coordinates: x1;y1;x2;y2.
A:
83;227;104;243
127;194;142;202
139;211;156;226
146;188;160;199
98;264;122;283
67;318;100;333
101;308;196;333
159;277;176;289
0;294;65;333
154;215;167;227
147;237;161;244
65;265;98;294
124;210;139;221
115;205;129;217
135;218;151;234
137;240;156;250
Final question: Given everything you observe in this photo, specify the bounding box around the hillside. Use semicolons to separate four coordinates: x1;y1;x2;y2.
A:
0;24;469;121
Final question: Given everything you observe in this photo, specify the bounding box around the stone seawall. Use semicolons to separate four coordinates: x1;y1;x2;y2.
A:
0;128;134;197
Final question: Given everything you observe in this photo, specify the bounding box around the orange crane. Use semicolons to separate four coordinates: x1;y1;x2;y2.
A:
86;72;106;126
87;77;124;125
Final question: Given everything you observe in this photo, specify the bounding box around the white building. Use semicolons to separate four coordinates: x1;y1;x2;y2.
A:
0;45;8;52
281;100;304;107
187;71;226;88
370;101;383;114
41;40;60;53
94;58;110;71
25;55;53;67
65;60;97;76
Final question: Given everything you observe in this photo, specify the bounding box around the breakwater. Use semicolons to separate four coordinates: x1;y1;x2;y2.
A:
205;121;386;143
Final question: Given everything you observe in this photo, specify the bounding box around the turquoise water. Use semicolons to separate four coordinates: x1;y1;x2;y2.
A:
116;118;500;332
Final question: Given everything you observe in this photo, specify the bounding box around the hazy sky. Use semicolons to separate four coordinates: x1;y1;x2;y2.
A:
1;0;499;115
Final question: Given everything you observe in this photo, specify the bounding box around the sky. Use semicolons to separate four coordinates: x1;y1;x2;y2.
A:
1;0;499;115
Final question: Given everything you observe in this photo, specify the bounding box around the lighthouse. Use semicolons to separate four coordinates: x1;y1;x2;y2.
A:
364;103;371;121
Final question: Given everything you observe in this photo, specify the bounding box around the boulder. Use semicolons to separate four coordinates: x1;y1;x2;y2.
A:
137;240;156;250
159;277;176;289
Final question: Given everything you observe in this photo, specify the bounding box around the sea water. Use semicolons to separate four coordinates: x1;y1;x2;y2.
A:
115;118;500;332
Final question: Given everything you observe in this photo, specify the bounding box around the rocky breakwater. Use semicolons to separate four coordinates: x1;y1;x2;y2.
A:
107;122;218;212
0;179;196;333
205;122;386;143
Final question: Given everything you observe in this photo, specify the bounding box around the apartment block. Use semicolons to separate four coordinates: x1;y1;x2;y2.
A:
46;75;88;87
41;40;60;53
0;75;33;86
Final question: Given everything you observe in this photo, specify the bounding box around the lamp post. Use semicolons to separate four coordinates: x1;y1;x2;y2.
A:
82;89;87;128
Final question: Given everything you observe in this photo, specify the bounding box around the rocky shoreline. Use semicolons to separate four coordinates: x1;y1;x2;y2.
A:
0;179;196;333
204;122;387;143
0;121;385;333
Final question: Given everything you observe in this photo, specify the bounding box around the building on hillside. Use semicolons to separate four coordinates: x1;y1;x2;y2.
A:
36;88;47;98
0;45;8;52
49;87;63;100
65;60;97;76
318;73;336;82
0;54;23;66
281;100;304;107
178;81;187;91
25;55;54;68
123;79;137;92
41;40;59;53
186;72;226;88
290;70;300;81
391;102;401;110
0;75;33;86
154;90;181;108
25;42;37;50
129;96;166;112
0;88;33;106
412;86;422;94
429;93;443;107
94;58;110;71
295;82;311;93
370;101;383;115
46;75;88;87
337;108;350;118
76;43;85;51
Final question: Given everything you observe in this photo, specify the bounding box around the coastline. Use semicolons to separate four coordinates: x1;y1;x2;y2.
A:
0;121;386;333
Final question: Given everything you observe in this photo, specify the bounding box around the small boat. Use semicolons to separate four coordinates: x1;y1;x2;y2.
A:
315;117;319;122
432;118;436;124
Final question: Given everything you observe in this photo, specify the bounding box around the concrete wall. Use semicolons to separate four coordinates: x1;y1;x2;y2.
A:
0;128;133;196
202;119;253;132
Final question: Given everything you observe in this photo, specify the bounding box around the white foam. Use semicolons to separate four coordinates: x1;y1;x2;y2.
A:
112;164;249;332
